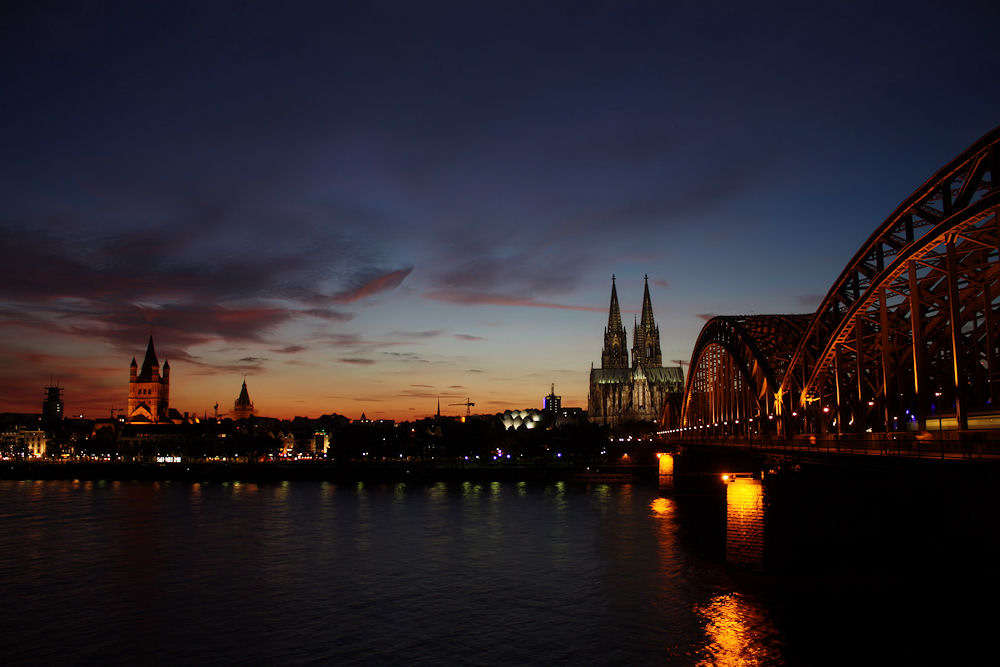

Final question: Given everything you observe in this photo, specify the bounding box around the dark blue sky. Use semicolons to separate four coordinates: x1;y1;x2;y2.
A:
2;1;998;418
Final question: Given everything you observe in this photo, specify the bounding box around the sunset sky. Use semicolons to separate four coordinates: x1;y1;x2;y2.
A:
2;1;999;420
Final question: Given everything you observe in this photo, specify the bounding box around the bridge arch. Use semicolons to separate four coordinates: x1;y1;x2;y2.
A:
779;125;1000;435
682;315;809;435
678;126;1000;437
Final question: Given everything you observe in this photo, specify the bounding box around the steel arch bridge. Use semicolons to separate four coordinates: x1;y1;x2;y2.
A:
677;126;1000;440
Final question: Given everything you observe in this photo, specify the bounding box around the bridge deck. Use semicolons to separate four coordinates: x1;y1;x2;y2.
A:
663;434;1000;461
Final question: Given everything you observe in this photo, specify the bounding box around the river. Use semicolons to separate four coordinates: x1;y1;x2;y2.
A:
0;473;993;664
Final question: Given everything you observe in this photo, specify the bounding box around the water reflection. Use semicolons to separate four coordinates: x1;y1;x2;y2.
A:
695;592;783;666
725;478;764;570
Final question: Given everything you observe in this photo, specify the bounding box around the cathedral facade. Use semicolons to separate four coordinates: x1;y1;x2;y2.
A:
588;276;684;427
128;336;170;422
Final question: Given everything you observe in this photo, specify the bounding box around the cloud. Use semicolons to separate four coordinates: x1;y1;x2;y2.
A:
424;289;604;311
651;278;669;289
330;267;413;303
388;330;443;339
301;308;354;321
339;357;375;365
382;351;429;363
272;344;306;354
453;333;484;341
0;214;407;374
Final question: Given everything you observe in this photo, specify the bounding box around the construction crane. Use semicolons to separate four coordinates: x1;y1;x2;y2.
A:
449;398;475;416
671;359;690;367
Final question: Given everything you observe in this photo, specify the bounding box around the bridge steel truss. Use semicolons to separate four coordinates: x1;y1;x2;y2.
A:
681;315;810;435
680;126;1000;438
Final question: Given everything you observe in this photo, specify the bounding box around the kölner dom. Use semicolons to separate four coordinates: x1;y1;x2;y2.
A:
588;276;684;427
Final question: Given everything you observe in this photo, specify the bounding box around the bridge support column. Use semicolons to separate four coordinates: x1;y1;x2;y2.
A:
657;453;675;493
725;475;764;571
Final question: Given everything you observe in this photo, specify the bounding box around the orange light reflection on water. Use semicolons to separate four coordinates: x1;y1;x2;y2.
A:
650;496;672;515
695;592;783;666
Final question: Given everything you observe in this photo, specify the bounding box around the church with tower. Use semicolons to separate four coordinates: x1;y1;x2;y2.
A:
128;336;171;422
588;276;684;427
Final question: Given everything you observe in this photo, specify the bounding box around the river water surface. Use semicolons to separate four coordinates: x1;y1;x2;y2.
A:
0;476;992;664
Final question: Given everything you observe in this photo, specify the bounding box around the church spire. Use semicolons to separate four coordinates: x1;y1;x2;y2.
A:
632;274;662;368
601;275;629;369
137;335;161;382
607;274;623;332
640;275;655;330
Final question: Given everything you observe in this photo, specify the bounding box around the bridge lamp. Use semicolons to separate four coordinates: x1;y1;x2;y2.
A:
822;406;830;414
868;401;875;407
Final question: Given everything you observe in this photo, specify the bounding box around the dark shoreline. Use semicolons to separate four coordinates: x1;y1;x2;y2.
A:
0;460;659;484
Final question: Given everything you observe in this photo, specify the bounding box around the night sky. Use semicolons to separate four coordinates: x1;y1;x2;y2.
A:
3;1;999;420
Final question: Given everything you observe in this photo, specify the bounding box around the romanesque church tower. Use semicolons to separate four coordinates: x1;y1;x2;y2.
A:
128;336;170;422
232;379;255;421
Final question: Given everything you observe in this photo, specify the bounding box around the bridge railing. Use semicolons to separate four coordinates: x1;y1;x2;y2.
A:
663;432;1000;460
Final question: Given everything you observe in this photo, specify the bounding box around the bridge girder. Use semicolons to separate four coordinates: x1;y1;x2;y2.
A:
682;314;809;432
680;126;1000;436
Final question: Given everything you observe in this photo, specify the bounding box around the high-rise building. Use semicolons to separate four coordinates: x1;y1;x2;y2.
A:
127;336;170;422
42;386;64;422
588;276;684;426
544;384;562;413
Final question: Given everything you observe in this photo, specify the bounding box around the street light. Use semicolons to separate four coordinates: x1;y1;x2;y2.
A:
934;391;943;432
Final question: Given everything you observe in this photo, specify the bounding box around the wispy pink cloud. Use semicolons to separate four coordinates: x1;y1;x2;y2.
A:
424;289;604;311
332;267;413;303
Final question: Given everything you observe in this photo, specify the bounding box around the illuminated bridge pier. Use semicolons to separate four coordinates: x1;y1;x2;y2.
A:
664;126;1000;459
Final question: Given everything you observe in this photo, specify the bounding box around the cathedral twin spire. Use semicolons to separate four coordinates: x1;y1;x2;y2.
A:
600;275;662;370
601;275;629;369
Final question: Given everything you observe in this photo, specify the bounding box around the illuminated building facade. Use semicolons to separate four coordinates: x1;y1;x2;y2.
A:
589;276;684;426
544;385;561;413
232;379;255;420
127;336;170;422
